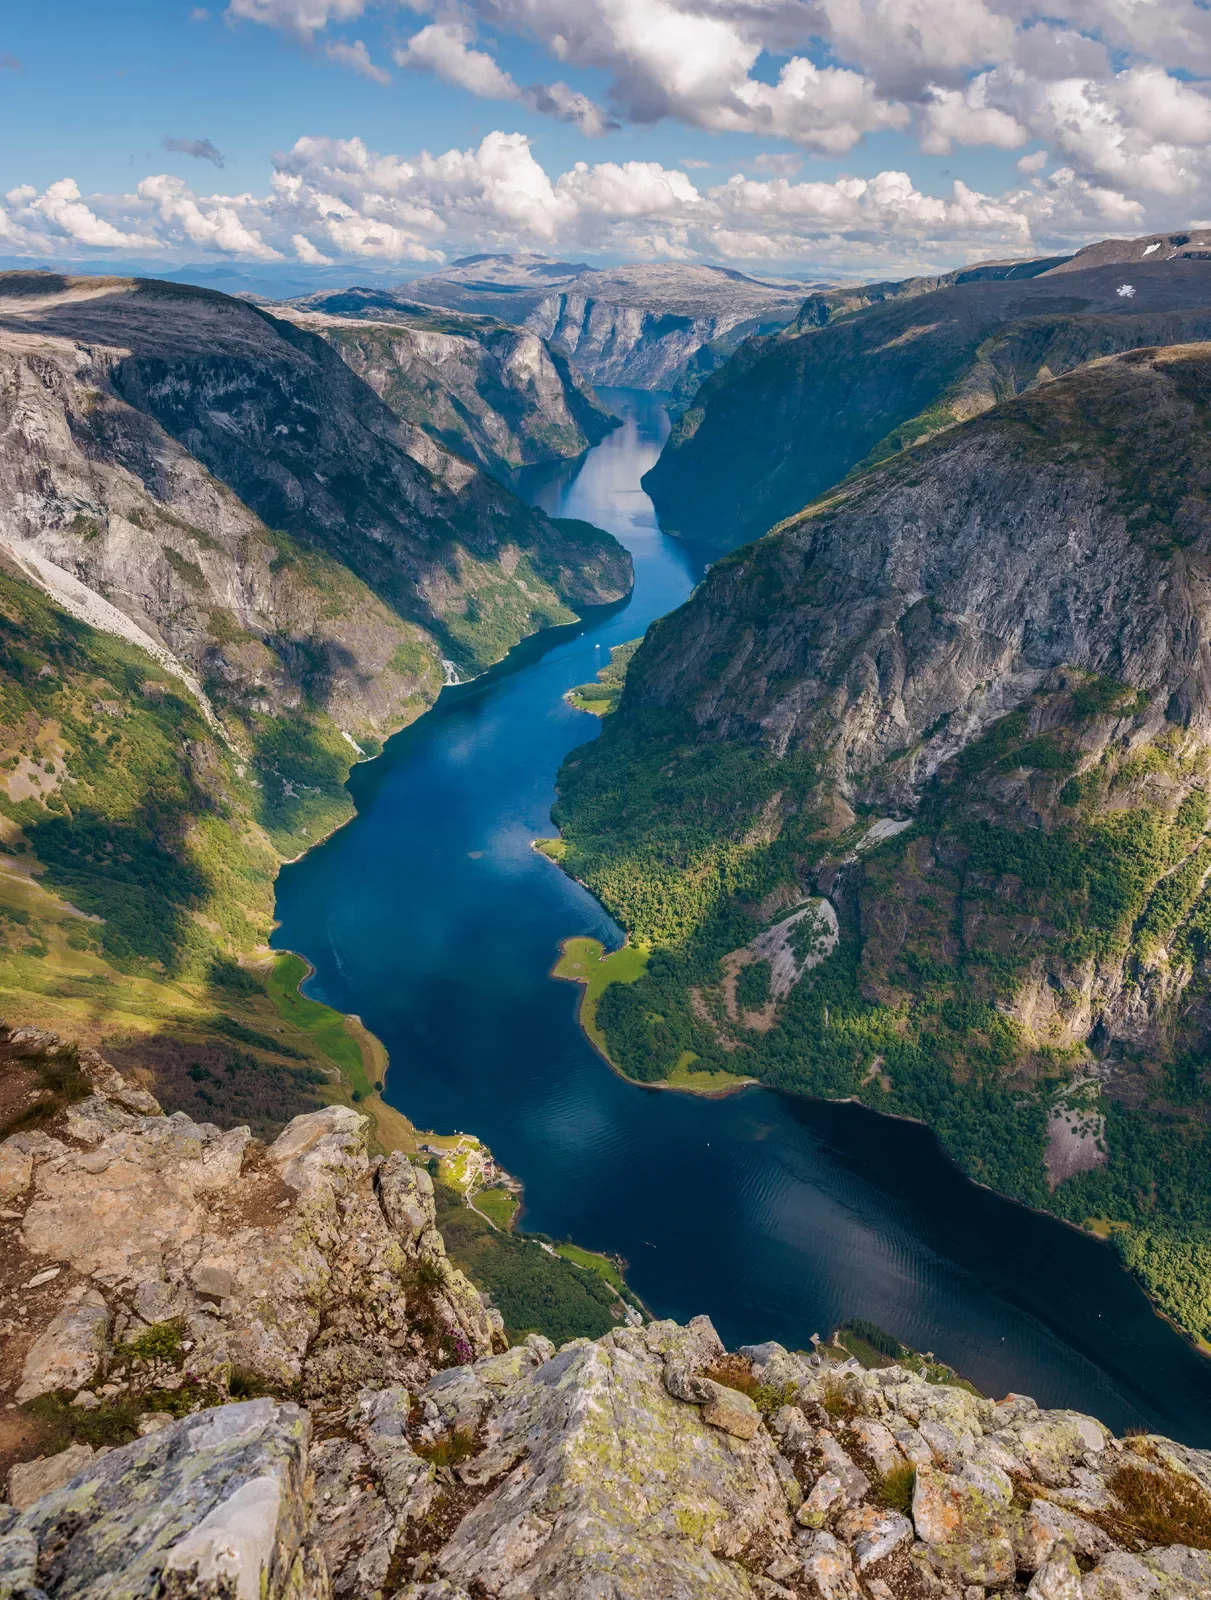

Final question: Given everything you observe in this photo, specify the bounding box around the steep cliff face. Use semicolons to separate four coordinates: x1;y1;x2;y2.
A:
0;272;629;1080
556;345;1211;1345
645;259;1211;550
3;1044;1211;1599
272;291;617;479
0;274;631;683
526;262;806;390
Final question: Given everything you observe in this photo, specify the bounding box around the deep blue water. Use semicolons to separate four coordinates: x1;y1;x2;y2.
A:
274;389;1211;1444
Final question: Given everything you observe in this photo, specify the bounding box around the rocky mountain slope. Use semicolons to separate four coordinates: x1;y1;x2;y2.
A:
554;342;1211;1346
269;289;617;481
644;254;1211;550
526;261;809;390
395;254;590;321
0;270;629;1092
3;1044;1211;1600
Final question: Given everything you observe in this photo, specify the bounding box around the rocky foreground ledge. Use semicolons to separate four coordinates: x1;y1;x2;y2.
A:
2;1037;1210;1599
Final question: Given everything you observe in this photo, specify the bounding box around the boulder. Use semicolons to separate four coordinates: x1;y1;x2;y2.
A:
835;1505;914;1570
1026;1547;1083;1600
1076;1546;1211;1599
802;1531;863;1600
7;1399;318;1600
15;1290;108;1402
912;1465;1015;1587
3;1080;497;1407
6;1444;98;1511
851;1418;904;1476
700;1380;761;1440
427;1334;793;1599
1014;1498;1115;1571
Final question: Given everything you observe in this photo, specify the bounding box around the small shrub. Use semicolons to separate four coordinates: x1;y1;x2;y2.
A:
413;1427;477;1469
228;1367;277;1400
703;1354;799;1417
412;1258;448;1291
820;1370;861;1423
1104;1459;1211;1550
24;1390;142;1451
875;1462;916;1516
123;1320;184;1364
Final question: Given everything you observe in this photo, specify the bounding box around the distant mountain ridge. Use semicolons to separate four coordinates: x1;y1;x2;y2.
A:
644;251;1211;549
393;255;819;390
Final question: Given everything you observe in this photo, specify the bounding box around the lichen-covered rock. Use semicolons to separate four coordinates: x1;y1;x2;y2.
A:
912;1463;1015;1586
425;1330;794;1598
700;1380;762;1440
1;1062;498;1418
6;1444;98;1512
801;1531;862;1600
16;1291;109;1402
7;1399;314;1600
1014;1497;1115;1572
1080;1544;1211;1599
1027;1546;1083;1600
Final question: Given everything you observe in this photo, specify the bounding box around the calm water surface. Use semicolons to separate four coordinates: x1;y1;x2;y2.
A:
274;389;1211;1443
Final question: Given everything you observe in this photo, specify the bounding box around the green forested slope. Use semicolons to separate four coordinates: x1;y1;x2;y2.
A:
557;343;1211;1346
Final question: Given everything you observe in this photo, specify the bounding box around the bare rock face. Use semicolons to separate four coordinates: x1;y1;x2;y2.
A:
3;1399;320;1600
628;345;1211;800
4;1046;1211;1600
6;1292;1211;1598
0;272;631;713
0;1049;499;1415
271;296;617;479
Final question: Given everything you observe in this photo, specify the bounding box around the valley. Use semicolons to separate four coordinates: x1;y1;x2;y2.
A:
552;261;1211;1359
0;270;630;1126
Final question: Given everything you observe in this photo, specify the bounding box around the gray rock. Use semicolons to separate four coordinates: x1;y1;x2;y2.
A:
1027;1548;1083;1600
10;1398;314;1600
6;1445;97;1512
428;1334;792;1598
16;1291;108;1403
802;1531;863;1600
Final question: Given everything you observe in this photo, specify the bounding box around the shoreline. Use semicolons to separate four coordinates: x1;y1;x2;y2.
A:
549;934;758;1100
538;890;1211;1363
557;965;1211;1360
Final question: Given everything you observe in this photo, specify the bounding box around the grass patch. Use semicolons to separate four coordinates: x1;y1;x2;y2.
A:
413;1427;477;1469
475;1186;520;1230
267;951;373;1097
122;1321;183;1364
819;1369;862;1423
1103;1454;1211;1550
554;1241;626;1294
662;1053;755;1096
875;1462;917;1516
552;936;649;1062
703;1353;798;1415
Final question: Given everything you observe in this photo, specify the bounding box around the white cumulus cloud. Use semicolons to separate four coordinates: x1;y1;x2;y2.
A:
4;124;1211;278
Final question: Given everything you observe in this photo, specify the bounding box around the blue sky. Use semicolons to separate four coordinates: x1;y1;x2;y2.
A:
2;1;1210;279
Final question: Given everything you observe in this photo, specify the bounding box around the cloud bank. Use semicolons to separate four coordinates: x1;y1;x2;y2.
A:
4;127;1203;276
